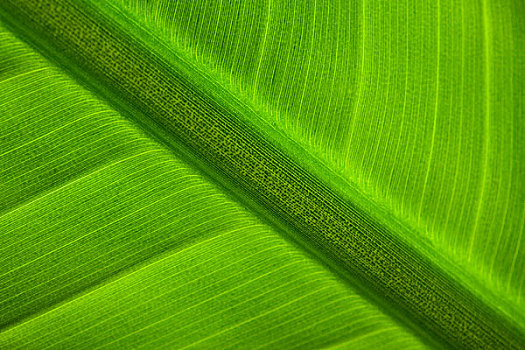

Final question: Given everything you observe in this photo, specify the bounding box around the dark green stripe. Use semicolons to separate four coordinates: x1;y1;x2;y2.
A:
1;0;522;348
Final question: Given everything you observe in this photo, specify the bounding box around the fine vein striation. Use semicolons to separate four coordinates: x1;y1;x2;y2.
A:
0;0;523;348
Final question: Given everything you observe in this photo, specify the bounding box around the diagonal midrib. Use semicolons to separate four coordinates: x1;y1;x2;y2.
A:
0;0;523;349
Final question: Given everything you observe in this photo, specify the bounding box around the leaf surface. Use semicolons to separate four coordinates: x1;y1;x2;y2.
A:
0;0;523;349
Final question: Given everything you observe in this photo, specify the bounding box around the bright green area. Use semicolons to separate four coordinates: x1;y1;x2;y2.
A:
113;0;525;310
0;0;524;348
0;24;426;349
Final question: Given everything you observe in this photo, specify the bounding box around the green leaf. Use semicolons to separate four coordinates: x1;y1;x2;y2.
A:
0;0;523;349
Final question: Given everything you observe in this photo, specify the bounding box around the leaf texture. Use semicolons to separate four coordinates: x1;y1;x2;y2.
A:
0;0;524;349
0;22;429;349
114;0;525;309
